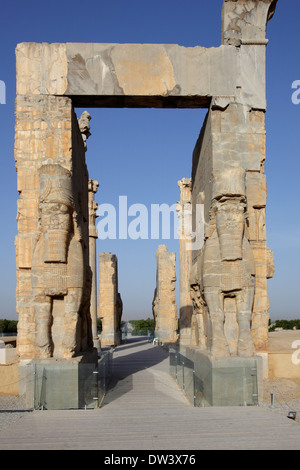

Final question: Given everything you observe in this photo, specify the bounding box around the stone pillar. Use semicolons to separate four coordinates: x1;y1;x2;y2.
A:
176;179;194;346
191;104;275;360
98;253;122;347
15;95;94;361
188;1;277;370
88;179;100;351
152;245;178;344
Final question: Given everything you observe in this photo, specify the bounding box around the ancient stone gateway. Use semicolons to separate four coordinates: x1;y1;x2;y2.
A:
14;0;277;406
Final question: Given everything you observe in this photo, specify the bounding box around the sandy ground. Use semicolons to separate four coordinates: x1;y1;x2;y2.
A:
259;330;300;421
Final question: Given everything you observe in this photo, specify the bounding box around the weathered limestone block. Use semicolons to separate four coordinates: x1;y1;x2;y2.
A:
98;253;122;347
16;43;68;96
222;0;278;46
210;104;267;171
16;42;239;108
153;245;178;344
221;0;278;110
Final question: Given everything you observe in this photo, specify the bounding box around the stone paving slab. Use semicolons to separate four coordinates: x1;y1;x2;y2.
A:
0;338;300;450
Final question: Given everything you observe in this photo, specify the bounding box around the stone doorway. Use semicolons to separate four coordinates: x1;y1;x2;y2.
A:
14;2;278;406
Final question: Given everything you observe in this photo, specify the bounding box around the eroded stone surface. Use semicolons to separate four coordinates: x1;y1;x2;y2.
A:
222;0;278;46
98;253;122;347
153;245;178;344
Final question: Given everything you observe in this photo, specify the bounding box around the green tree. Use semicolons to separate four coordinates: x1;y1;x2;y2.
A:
129;318;155;334
269;319;300;331
0;319;18;334
97;318;102;333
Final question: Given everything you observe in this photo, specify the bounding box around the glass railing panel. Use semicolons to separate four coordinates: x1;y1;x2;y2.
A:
181;355;195;406
211;365;258;406
33;348;114;410
169;346;178;381
97;348;114;407
169;346;195;406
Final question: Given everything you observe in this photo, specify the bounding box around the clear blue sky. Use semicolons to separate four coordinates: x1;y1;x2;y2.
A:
0;1;299;322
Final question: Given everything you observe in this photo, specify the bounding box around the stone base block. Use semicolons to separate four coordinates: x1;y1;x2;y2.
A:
184;347;262;407
20;349;98;410
155;330;178;345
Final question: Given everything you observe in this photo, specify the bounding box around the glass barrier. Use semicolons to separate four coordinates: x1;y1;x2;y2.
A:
169;346;195;406
121;330;154;342
33;348;114;410
169;346;259;407
97;348;114;407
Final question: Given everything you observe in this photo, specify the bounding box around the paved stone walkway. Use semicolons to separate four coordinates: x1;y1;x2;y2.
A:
0;338;300;450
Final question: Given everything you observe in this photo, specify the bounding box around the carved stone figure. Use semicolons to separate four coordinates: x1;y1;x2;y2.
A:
198;168;256;358
31;164;89;358
78;111;92;151
190;272;209;350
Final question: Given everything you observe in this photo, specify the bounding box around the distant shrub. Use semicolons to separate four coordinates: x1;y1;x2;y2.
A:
0;319;18;333
269;319;300;332
129;318;155;332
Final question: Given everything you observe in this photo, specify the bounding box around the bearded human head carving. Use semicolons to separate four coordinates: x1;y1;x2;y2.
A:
31;164;89;358
197;167;256;358
38;164;74;264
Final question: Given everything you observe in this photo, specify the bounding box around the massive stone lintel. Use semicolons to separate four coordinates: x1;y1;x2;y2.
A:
153;245;178;344
16;38;269;110
98;253;122;347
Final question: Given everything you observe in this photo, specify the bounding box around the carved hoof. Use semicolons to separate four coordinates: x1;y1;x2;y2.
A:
211;337;231;359
237;337;255;358
38;346;52;359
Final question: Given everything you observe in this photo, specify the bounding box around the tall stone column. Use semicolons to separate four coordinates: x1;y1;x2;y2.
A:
187;2;277;373
88;179;100;351
152;245;178;344
191;104;275;360
98;253;122;347
15;94;93;361
176;179;194;346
